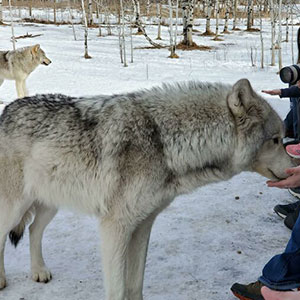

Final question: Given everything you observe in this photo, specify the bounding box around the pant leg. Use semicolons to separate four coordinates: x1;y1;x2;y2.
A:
259;214;300;290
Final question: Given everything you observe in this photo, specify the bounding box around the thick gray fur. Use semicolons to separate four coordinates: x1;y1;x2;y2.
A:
0;79;295;299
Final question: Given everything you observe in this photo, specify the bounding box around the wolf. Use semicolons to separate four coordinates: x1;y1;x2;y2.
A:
0;79;295;300
0;44;51;99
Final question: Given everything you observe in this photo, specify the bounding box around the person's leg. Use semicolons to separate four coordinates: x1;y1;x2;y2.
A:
259;214;300;290
261;286;300;300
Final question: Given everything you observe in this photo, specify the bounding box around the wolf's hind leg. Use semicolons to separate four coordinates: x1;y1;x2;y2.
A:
21;80;28;97
29;203;57;283
0;200;33;290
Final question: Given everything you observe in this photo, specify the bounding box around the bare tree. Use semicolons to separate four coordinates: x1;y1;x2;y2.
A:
223;0;230;33
168;0;179;58
88;0;93;25
182;0;194;46
214;0;220;38
8;0;16;50
68;0;77;40
258;0;264;68
203;0;213;35
247;0;253;30
232;0;238;30
278;0;282;70
0;0;3;24
132;0;143;34
156;0;162;40
269;0;275;66
81;0;92;58
120;0;127;67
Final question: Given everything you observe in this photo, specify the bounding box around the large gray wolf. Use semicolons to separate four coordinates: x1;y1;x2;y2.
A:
0;79;295;300
0;44;51;98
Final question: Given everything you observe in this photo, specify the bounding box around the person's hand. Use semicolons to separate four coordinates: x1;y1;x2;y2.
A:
261;89;281;96
267;166;300;188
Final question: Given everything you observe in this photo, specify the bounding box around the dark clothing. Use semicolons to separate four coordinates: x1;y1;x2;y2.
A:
280;86;300;98
258;214;300;290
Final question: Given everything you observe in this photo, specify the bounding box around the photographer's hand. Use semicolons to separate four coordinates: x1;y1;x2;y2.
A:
261;89;281;96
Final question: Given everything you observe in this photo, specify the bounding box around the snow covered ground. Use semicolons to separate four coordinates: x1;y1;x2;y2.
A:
0;14;298;300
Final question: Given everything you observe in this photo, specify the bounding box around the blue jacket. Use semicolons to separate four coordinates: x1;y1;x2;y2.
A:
280;86;300;98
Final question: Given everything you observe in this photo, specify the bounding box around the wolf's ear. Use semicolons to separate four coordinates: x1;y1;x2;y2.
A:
31;44;40;55
227;78;255;119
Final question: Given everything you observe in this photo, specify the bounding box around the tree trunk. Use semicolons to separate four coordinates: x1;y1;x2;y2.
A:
232;0;238;30
270;0;275;66
132;0;143;33
297;28;300;64
278;0;282;70
9;0;16;50
182;0;194;46
168;0;178;58
53;0;57;24
215;0;220;37
88;0;93;26
0;0;3;23
246;0;252;30
156;0;162;40
204;0;213;35
259;0;264;68
68;0;77;40
81;0;91;58
223;0;229;33
120;0;127;67
285;5;289;42
291;6;294;63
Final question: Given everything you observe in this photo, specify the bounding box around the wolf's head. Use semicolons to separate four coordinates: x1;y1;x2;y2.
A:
31;44;51;66
227;78;296;181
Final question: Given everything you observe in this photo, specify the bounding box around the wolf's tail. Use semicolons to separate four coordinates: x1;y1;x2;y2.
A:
9;206;35;247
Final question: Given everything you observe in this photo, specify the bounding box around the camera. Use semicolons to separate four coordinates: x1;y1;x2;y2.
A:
280;64;300;85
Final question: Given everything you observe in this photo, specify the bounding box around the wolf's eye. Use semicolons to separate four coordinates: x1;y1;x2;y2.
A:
273;138;279;144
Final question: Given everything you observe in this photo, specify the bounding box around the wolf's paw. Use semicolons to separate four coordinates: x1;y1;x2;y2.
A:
0;276;6;290
31;266;52;283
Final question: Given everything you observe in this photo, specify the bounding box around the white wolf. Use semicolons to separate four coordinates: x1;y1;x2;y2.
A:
0;79;295;300
0;44;51;98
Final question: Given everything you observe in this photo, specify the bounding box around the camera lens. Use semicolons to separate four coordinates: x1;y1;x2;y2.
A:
280;64;300;84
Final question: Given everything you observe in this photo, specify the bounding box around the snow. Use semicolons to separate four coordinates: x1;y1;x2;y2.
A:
0;14;297;300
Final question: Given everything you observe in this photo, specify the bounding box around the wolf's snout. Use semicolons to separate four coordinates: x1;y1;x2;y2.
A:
43;59;51;66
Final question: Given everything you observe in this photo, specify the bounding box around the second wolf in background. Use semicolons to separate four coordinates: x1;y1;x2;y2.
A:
0;44;51;98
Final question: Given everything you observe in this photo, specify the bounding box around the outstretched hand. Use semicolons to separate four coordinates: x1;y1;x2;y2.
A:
267;166;300;188
261;89;281;96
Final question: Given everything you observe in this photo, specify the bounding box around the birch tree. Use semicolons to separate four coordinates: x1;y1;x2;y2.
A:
88;0;93;26
182;0;194;46
232;0;238;30
203;0;213;35
278;0;282;70
223;0;230;33
0;0;3;24
132;0;143;34
269;0;275;66
9;0;16;50
81;0;91;58
156;0;162;40
214;0;220;39
168;0;179;58
246;0;253;30
259;0;264;68
120;0;127;67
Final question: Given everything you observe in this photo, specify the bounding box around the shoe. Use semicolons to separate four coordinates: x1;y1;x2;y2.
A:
286;143;300;158
231;281;264;300
284;205;300;230
274;201;300;218
288;188;300;199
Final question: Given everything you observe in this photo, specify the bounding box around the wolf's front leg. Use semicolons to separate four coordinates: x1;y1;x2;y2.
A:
0;235;6;290
29;203;57;283
126;214;156;300
21;80;28;97
99;219;132;300
15;80;24;98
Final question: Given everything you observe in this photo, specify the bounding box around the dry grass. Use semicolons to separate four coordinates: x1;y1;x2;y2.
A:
176;41;213;51
245;27;260;32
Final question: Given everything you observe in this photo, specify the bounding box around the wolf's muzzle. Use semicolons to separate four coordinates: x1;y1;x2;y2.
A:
43;59;52;66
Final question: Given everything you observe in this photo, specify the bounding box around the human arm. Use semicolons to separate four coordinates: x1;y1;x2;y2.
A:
267;166;300;188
